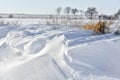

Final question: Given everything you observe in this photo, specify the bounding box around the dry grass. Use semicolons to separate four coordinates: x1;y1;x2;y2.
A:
107;20;113;27
0;20;21;26
84;21;113;34
94;21;106;33
84;23;95;30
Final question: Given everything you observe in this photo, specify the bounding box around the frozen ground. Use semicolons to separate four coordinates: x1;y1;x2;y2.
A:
0;20;120;80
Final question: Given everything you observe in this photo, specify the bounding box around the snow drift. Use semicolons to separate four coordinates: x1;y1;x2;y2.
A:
0;23;120;80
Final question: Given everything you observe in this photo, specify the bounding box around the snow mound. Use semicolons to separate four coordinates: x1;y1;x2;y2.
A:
0;23;120;80
24;38;46;54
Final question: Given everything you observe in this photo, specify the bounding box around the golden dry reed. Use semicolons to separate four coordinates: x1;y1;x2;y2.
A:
84;20;113;34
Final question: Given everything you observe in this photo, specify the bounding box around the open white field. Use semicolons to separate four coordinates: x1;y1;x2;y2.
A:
0;19;120;80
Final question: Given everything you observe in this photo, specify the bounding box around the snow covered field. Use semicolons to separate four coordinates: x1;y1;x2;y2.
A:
0;20;120;80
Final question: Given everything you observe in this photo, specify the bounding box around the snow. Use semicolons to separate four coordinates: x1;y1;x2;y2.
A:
0;20;120;80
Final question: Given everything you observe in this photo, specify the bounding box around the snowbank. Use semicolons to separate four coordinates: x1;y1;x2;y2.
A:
0;22;120;80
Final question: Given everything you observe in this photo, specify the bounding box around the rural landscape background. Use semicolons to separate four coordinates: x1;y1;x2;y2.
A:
0;0;120;80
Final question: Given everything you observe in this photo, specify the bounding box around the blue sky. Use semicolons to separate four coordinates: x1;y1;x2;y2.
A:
0;0;120;14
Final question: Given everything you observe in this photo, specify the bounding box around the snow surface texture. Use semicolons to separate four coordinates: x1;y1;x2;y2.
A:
0;22;120;80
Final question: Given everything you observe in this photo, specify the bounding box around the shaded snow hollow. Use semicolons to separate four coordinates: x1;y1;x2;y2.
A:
0;24;120;80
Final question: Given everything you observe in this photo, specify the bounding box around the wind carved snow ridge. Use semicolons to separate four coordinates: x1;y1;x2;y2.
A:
52;59;67;79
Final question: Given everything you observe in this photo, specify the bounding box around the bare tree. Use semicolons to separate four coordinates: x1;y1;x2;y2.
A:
56;7;62;25
85;7;98;20
71;8;79;15
114;9;120;19
64;7;71;15
56;7;62;15
117;9;120;15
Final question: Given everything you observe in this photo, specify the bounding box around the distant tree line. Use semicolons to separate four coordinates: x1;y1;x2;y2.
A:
56;7;120;20
56;7;80;15
0;7;120;20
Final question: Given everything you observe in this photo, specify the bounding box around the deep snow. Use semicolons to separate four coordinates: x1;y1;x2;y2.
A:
0;21;120;80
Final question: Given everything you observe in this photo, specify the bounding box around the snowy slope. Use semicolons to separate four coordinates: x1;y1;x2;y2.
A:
0;23;120;80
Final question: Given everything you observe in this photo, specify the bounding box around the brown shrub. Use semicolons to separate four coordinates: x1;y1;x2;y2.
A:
94;21;106;34
84;21;111;34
